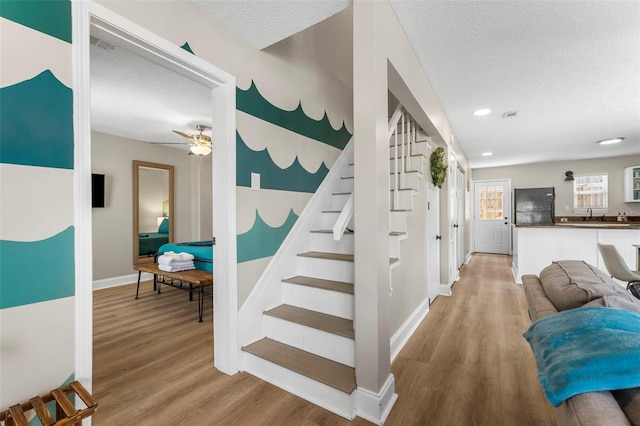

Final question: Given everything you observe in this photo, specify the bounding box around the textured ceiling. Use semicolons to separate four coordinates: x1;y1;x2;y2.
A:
91;1;640;168
90;38;212;148
191;0;352;49
388;0;640;168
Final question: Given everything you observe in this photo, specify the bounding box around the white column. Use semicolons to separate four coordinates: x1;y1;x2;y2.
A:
353;1;396;423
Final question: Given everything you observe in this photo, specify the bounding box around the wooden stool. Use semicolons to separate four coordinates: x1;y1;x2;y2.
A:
0;381;97;426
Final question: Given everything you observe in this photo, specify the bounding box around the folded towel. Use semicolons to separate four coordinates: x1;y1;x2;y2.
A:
158;264;196;273
158;256;194;268
523;306;640;406
158;251;195;265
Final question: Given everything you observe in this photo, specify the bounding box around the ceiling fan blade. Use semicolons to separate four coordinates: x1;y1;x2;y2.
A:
148;142;188;145
173;130;194;141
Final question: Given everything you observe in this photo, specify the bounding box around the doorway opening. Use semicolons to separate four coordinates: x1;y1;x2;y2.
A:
72;1;238;397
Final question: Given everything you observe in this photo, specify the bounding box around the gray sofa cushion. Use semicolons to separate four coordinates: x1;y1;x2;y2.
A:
539;260;634;311
584;294;640;314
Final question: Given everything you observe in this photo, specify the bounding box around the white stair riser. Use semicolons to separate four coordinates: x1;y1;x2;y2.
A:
321;211;340;229
336;177;354;193
389;235;401;259
310;232;354;254
241;352;356;420
282;282;354;320
321;212;355;230
390;211;408;233
390;190;415;211
331;193;351;210
389;156;424;174
388;140;430;158
389;172;420;191
264;316;355;367
297;257;354;283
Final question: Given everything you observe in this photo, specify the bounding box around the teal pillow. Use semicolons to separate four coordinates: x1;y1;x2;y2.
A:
158;218;169;233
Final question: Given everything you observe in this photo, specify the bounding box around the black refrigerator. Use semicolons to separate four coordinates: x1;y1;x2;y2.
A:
514;187;555;225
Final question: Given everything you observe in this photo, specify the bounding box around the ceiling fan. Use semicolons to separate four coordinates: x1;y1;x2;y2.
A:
173;124;212;156
150;124;212;155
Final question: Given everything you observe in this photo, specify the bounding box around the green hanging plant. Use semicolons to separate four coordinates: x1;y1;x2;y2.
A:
430;147;447;189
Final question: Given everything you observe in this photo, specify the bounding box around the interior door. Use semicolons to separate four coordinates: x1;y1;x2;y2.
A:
427;184;441;302
474;179;511;254
456;167;465;268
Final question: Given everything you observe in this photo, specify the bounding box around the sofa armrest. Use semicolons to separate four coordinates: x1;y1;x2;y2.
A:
522;274;558;321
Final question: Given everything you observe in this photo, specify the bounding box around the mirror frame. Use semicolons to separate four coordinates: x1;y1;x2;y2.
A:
133;160;175;265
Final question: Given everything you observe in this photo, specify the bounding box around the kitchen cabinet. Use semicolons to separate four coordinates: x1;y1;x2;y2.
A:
624;165;640;203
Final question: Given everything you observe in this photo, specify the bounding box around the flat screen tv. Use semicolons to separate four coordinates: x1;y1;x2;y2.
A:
92;173;105;208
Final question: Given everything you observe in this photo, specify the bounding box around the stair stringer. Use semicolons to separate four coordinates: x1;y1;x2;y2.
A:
238;138;355;357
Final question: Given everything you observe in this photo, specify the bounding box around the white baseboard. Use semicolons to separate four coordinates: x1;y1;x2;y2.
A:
355;374;398;425
93;272;152;291
439;283;452;296
390;297;429;362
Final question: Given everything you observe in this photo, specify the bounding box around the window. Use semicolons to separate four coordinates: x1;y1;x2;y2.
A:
574;174;608;210
479;186;503;219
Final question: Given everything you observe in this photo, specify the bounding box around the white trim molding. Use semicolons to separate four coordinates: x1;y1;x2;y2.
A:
355;374;398;425
92;273;152;291
390;297;430;362
72;2;239;399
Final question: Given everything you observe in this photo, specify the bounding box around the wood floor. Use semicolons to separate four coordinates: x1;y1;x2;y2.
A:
93;254;555;425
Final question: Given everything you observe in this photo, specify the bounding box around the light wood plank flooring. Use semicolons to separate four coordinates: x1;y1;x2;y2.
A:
93;254;555;425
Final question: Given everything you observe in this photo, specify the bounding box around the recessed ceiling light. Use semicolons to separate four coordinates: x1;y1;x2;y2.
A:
596;137;624;145
482;152;493;156
473;108;491;116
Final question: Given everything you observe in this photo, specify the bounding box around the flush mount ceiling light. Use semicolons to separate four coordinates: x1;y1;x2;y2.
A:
596;137;624;145
473;108;491;116
482;152;493;156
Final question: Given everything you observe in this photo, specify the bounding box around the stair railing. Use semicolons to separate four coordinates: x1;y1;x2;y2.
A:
332;193;353;241
388;104;419;210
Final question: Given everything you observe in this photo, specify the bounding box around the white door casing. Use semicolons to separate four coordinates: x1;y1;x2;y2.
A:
427;184;441;301
473;179;511;255
73;1;239;398
456;166;465;268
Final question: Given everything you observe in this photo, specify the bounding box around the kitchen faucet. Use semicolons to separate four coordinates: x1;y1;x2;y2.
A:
586;207;593;220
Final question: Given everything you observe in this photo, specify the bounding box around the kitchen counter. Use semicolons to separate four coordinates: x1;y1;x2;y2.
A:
512;225;640;283
513;223;639;229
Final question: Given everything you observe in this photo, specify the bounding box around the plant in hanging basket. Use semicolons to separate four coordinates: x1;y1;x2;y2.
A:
430;147;447;188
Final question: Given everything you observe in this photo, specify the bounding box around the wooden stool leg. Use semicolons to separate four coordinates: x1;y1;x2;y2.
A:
135;270;142;299
198;286;204;322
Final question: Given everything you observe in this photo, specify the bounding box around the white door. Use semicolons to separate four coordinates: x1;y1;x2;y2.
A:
456;167;465;268
474;180;511;254
427;184;441;302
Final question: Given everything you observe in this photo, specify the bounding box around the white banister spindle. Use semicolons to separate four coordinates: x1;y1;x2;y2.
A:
333;193;354;241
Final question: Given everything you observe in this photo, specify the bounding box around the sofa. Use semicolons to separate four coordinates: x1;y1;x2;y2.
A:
523;260;640;426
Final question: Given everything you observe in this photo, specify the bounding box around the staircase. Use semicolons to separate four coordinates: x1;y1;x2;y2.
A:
239;105;433;420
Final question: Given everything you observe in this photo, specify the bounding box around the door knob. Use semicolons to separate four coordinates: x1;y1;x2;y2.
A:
436;235;442;240
453;224;459;228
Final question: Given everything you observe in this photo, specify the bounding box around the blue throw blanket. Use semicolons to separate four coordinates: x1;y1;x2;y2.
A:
523;307;640;406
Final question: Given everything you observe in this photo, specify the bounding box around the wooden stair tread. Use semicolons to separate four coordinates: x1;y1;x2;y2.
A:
243;338;356;393
298;251;354;262
389;231;406;236
282;275;353;294
310;229;353;234
265;304;354;339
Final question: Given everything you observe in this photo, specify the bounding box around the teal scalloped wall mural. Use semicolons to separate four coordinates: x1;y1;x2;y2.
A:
0;227;75;309
180;42;194;54
0;70;73;169
237;209;298;263
1;0;76;408
0;0;71;43
236;131;329;193
237;81;351;150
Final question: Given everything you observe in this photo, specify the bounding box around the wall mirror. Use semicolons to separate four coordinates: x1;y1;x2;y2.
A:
133;160;174;265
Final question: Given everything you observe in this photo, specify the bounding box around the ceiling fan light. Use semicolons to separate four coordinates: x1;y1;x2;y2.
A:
190;144;211;156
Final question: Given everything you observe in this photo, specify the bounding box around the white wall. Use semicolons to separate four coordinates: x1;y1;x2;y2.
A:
472;155;640;218
91;131;203;280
